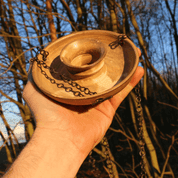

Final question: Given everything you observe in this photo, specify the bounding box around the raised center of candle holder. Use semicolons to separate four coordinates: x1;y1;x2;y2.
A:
60;39;106;78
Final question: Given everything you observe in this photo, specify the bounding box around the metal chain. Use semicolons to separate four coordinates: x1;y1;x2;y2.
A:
88;137;114;178
135;84;148;178
101;137;115;178
88;150;100;177
31;34;127;97
30;48;97;97
88;35;145;178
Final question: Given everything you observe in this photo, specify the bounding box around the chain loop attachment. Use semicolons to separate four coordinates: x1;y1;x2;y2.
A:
109;34;127;49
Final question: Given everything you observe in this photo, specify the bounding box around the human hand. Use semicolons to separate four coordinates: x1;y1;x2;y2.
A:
23;49;144;155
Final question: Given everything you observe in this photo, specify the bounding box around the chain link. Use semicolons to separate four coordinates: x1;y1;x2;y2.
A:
88;137;115;178
30;48;97;97
101;137;114;178
88;151;101;177
135;84;148;178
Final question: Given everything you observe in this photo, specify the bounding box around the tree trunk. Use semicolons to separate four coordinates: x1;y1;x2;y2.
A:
106;0;117;32
46;0;57;42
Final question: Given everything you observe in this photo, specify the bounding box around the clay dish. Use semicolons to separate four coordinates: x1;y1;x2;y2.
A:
32;30;139;105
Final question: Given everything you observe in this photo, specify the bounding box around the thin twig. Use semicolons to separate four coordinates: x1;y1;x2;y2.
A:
157;100;178;110
109;127;138;143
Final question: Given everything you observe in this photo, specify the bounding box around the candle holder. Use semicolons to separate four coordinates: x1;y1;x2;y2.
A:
32;30;139;105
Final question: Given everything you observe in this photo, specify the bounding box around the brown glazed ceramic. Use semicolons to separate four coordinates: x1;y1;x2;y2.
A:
32;30;139;105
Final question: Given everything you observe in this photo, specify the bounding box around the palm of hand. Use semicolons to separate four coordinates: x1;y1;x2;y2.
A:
23;81;116;150
23;66;144;153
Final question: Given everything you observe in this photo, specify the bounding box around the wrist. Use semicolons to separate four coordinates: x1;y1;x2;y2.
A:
34;127;89;173
34;127;87;177
34;126;91;156
4;127;89;178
